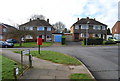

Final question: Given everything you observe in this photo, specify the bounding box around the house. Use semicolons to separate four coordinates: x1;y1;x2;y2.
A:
0;23;17;41
70;17;107;41
19;18;55;42
112;21;120;40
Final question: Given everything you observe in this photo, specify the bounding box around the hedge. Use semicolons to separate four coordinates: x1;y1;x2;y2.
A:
84;38;103;45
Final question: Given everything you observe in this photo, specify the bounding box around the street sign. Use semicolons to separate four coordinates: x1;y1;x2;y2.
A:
16;68;19;75
22;49;30;55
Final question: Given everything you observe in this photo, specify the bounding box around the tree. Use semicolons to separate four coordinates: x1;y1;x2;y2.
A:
4;29;36;46
29;14;45;20
53;22;65;33
63;28;70;33
107;28;112;35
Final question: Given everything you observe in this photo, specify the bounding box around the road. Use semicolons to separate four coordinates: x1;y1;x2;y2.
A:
2;46;119;79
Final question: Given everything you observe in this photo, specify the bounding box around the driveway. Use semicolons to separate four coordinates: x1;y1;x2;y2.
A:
66;41;82;46
2;46;119;79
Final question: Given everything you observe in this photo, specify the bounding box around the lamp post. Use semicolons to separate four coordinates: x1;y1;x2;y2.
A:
86;21;90;46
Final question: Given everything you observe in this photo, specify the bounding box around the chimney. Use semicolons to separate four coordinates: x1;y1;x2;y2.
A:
37;18;40;20
87;17;89;19
47;19;49;23
77;18;79;21
30;19;32;21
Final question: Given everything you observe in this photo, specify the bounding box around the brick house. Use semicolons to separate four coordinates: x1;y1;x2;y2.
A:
112;21;120;40
19;18;55;42
70;17;107;41
0;23;17;41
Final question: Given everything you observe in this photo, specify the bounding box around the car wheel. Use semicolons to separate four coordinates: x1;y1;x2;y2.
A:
5;46;8;48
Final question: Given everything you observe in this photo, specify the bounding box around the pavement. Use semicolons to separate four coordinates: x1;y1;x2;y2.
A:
1;49;91;79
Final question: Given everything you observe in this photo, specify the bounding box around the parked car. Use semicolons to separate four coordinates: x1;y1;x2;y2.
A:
6;39;18;43
0;41;14;48
108;37;120;43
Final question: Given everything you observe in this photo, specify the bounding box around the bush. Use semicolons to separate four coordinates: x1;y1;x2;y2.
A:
103;40;116;45
84;38;103;45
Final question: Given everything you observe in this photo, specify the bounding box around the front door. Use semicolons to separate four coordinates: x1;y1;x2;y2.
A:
74;33;79;41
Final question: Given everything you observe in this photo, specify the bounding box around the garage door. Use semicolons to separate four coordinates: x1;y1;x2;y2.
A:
54;35;62;42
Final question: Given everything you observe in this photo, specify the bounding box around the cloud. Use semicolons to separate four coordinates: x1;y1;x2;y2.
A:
0;0;119;29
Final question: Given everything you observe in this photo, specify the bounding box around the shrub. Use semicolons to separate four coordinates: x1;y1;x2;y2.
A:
84;38;103;45
103;40;116;45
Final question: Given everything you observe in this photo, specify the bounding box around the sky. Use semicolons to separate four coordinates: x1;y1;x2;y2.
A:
0;0;119;30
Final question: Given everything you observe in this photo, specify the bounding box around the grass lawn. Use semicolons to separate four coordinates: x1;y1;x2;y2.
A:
14;50;81;65
1;55;26;79
69;73;93;81
14;42;51;47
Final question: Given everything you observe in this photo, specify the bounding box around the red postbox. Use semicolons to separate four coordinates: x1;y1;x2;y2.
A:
37;38;42;45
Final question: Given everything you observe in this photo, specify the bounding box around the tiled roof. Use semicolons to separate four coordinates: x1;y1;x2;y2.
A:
73;17;107;26
0;23;17;29
19;19;52;27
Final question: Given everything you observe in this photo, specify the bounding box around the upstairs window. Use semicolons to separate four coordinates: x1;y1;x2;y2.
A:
81;25;88;29
25;27;33;30
37;27;44;31
102;26;106;30
3;28;7;32
47;27;51;31
75;25;79;29
93;25;101;30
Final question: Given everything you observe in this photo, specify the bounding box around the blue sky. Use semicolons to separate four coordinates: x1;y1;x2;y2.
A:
0;0;119;30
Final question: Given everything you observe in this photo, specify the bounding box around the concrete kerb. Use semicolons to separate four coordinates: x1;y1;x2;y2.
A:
69;55;96;80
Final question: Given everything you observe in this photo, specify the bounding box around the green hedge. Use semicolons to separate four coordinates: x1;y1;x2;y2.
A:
84;38;103;45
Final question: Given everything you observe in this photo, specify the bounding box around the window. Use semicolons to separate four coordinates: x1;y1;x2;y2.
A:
0;35;3;39
3;28;7;32
102;26;105;30
75;25;79;29
93;25;101;30
25;35;33;39
47;35;51;38
81;25;88;29
42;35;44;39
47;27;51;31
37;27;44;31
81;33;87;37
93;34;101;38
46;35;51;41
25;27;33;30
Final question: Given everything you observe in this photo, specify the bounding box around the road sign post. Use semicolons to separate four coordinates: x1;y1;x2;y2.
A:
21;49;31;75
29;53;33;68
21;51;23;76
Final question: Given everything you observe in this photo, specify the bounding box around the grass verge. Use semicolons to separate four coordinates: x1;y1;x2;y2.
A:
69;73;93;81
1;55;26;79
14;50;81;65
14;42;51;47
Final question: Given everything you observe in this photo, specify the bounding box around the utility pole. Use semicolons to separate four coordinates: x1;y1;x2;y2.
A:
86;21;90;46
